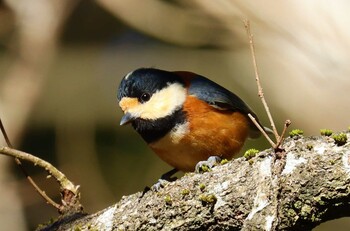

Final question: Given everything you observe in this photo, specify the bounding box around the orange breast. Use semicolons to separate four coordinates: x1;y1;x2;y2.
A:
150;96;250;172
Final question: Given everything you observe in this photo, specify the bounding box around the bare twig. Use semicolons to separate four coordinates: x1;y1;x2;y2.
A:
0;118;82;213
0;118;13;148
248;113;275;147
0;118;61;209
0;147;78;192
244;20;279;139
19;163;61;209
244;20;291;151
0;146;82;212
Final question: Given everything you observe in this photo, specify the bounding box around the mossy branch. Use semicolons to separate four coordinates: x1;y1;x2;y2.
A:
40;132;350;230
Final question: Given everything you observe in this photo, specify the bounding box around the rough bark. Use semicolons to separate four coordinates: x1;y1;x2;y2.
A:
40;133;350;231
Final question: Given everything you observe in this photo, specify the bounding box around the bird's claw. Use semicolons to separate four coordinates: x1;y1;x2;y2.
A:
195;156;222;173
151;168;178;191
151;179;171;191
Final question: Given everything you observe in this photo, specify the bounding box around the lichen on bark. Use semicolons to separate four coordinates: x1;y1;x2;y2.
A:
41;132;350;231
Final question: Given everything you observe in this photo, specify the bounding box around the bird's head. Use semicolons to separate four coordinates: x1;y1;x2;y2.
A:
117;68;187;126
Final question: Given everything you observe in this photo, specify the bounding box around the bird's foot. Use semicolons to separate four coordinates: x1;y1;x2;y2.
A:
195;156;222;173
151;168;178;191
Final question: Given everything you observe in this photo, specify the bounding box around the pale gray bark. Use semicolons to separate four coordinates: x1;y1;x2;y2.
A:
39;133;350;231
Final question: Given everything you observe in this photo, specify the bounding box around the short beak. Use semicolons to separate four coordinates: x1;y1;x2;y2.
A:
120;112;134;125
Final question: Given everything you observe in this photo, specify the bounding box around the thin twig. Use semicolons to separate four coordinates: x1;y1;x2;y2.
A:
0;146;79;195
248;113;275;147
0;119;61;209
0;119;13;148
0;118;81;213
21;166;60;209
244;20;280;141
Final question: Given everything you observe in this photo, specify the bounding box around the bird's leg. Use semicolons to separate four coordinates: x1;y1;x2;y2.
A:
151;168;178;191
160;168;179;181
195;156;222;173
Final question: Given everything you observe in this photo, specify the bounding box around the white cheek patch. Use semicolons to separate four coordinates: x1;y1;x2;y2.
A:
127;83;187;120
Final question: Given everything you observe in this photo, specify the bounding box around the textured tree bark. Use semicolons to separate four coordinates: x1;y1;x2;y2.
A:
40;133;350;231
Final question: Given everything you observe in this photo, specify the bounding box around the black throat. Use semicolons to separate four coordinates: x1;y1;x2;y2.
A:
132;108;186;143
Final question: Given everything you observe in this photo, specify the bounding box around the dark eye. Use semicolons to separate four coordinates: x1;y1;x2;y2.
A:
140;93;151;103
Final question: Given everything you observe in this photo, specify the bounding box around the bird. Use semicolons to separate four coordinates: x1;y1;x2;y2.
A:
117;67;267;174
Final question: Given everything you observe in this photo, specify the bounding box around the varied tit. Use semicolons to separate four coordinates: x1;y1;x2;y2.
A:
117;68;266;172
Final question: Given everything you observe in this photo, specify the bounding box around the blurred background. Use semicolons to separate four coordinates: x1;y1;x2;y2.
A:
0;0;349;230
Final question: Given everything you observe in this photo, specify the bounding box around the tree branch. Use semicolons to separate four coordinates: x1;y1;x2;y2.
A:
40;132;350;230
0;118;62;210
0;147;82;214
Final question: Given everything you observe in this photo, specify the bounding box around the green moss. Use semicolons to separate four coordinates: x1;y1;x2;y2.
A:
332;133;348;146
199;193;217;204
244;149;259;160
164;195;172;205
74;226;82;231
86;223;93;230
320;129;333;136
181;189;190;196
289;129;304;138
300;204;312;217
306;144;313;150
220;159;229;165
156;192;163;197
287;208;297;217
199;183;206;191
293;200;302;210
198;165;210;172
313;196;325;206
37;218;56;230
311;213;321;223
184;172;195;177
